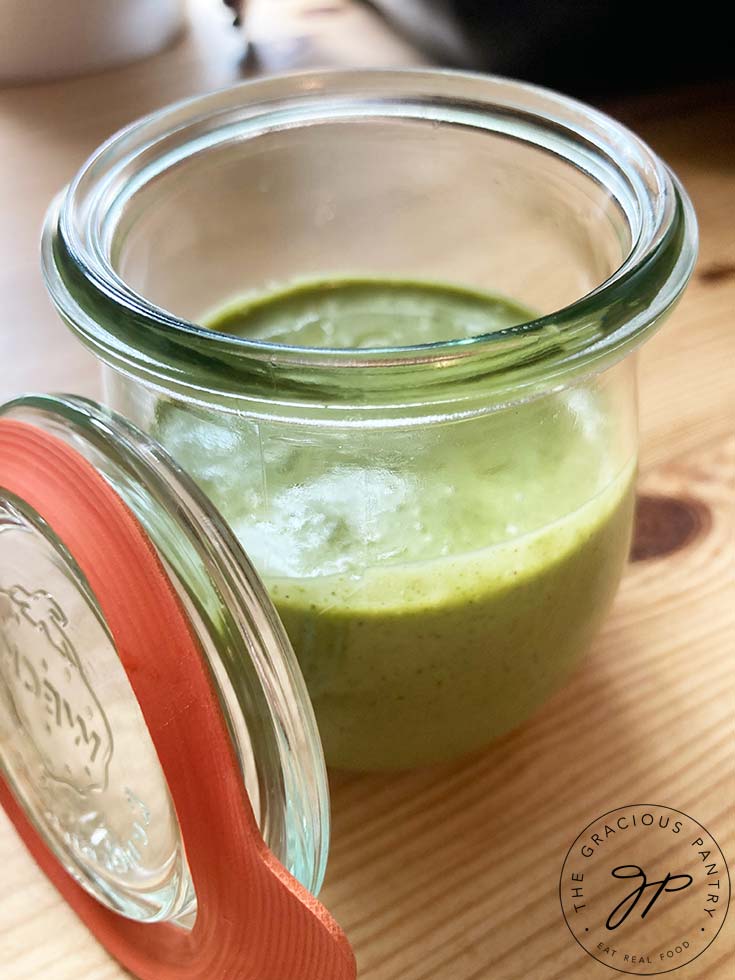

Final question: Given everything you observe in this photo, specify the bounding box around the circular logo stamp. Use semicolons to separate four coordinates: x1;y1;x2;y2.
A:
560;805;730;975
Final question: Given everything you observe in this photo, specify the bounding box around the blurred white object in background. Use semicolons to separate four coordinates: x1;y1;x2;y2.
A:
0;0;186;83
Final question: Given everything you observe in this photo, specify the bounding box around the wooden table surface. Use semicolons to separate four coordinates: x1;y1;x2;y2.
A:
1;2;733;978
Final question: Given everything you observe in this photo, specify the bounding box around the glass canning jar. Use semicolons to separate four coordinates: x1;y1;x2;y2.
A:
41;70;697;771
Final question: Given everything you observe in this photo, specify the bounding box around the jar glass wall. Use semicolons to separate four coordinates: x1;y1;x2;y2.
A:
42;71;697;770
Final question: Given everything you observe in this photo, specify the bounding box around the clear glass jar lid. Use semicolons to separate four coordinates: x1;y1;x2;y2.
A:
0;394;353;980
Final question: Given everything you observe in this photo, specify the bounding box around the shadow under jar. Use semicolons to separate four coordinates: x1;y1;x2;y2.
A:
42;70;697;771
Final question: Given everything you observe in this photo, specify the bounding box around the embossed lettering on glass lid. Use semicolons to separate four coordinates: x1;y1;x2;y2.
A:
0;392;332;939
0;493;194;923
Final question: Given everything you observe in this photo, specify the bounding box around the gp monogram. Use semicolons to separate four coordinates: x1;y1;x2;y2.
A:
560;805;731;975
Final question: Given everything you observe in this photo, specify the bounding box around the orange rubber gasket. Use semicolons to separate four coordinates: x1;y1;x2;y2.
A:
0;419;355;980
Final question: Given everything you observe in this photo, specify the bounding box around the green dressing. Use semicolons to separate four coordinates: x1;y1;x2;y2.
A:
155;279;635;769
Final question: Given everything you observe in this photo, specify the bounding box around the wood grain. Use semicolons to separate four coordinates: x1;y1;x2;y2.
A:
0;2;733;978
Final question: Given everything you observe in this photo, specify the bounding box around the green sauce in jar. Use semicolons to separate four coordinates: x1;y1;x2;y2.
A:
155;279;635;770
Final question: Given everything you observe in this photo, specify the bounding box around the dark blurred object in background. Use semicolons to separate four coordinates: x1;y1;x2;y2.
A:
223;0;245;27
366;0;732;97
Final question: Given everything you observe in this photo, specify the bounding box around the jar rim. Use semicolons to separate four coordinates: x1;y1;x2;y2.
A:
42;68;697;416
